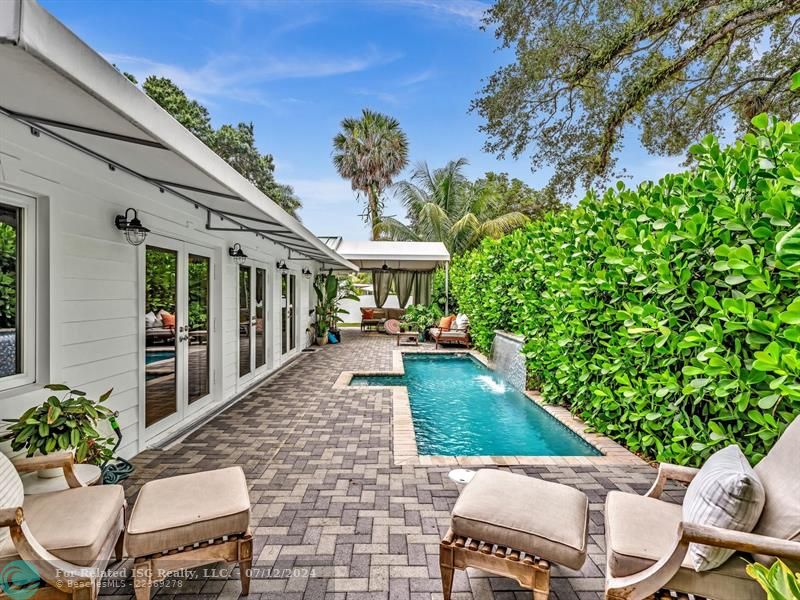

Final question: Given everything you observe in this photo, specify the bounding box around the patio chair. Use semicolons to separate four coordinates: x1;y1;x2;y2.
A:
605;416;800;600
432;315;470;349
360;308;386;332
0;450;126;600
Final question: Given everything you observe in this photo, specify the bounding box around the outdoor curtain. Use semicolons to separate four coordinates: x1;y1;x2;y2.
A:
372;270;394;308
413;272;432;306
394;270;416;308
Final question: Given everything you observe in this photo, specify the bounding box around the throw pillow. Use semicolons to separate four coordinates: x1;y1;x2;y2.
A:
160;311;176;328
454;313;469;330
327;331;339;344
439;315;455;331
683;444;766;571
144;311;158;328
362;309;374;319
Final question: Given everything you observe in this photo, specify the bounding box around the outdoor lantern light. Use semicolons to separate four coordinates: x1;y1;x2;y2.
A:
381;262;390;271
302;268;312;279
276;260;289;271
229;243;248;264
114;208;150;246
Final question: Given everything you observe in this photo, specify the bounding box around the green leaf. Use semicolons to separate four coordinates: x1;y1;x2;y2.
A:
751;113;769;130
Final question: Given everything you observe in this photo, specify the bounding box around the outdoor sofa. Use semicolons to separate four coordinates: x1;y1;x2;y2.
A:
360;307;405;332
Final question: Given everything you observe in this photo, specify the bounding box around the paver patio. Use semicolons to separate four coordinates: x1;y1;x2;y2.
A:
109;329;686;600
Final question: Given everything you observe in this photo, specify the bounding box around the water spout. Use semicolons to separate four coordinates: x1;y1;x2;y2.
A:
475;375;507;394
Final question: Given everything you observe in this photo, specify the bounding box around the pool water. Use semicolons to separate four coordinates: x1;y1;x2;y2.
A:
350;354;601;456
145;350;175;365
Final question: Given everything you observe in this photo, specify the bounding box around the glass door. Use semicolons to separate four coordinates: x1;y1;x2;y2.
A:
281;272;297;355
238;266;252;378
144;244;180;432
255;267;267;370
144;238;214;437
239;263;270;383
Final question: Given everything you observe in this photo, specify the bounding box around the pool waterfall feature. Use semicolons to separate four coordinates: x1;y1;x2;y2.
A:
491;330;527;391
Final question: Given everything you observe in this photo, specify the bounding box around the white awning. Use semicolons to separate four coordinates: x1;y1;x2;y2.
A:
0;0;357;270
321;238;450;271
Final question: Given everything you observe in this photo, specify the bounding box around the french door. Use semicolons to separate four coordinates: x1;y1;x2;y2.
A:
281;272;297;355
239;264;270;382
143;236;214;438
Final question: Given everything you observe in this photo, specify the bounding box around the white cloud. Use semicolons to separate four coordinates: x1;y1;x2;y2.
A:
105;47;400;105
393;0;489;26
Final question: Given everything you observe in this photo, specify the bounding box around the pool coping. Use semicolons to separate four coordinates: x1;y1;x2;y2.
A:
334;347;644;467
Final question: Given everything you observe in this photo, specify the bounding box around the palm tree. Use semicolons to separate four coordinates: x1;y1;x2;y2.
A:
332;109;409;240
378;158;529;254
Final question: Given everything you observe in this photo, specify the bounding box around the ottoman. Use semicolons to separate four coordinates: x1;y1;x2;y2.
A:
440;469;589;600
126;467;252;600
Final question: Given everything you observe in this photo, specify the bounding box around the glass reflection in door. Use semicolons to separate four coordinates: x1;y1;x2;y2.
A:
145;247;178;427
188;254;210;404
281;274;288;355
255;268;266;369
239;266;251;377
289;274;296;350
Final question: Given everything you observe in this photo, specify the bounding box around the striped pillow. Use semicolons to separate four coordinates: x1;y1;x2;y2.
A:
0;451;24;548
683;444;766;571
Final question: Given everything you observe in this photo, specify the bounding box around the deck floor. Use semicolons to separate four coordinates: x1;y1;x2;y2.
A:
109;329;685;600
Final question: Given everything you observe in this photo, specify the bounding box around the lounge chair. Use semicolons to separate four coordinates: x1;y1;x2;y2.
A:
360;308;386;332
431;315;470;349
604;416;800;600
0;451;126;600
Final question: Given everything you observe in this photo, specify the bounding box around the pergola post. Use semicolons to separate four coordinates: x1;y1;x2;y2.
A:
445;261;450;314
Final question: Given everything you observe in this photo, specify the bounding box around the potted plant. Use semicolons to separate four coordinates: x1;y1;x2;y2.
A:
403;303;442;342
314;271;359;345
2;384;115;478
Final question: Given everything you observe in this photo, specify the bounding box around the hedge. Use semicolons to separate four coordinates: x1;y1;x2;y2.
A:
451;114;800;466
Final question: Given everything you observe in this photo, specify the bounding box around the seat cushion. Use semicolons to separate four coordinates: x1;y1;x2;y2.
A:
126;467;250;558
753;416;800;567
683;444;765;571
605;491;763;599
0;485;125;567
451;469;588;570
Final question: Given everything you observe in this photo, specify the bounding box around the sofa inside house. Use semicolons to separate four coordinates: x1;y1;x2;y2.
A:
360;308;405;331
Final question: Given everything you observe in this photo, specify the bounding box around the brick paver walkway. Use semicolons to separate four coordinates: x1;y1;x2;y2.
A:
111;330;684;600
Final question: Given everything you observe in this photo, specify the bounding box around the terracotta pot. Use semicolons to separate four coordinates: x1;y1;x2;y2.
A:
316;336;328;346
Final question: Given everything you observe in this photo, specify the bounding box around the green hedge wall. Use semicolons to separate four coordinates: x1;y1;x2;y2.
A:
451;115;800;465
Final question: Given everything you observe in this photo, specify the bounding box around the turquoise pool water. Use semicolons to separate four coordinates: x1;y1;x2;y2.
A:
350;354;601;456
145;350;174;365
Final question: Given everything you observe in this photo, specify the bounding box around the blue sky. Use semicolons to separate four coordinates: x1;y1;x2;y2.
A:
42;0;686;240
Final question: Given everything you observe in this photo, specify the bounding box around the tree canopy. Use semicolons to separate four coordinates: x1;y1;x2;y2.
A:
138;76;301;217
378;159;531;254
473;0;800;195
332;109;409;240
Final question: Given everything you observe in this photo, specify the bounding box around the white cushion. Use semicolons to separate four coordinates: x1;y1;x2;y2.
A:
144;311;160;328
454;313;469;330
683;445;765;571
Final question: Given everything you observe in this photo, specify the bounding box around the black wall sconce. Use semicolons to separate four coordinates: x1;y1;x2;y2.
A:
302;268;312;279
229;243;248;265
114;208;150;246
276;260;289;271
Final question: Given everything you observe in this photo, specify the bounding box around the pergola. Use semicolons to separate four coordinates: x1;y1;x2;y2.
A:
320;238;451;310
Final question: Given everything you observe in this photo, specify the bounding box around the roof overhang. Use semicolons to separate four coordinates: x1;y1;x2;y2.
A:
321;239;450;271
0;0;357;271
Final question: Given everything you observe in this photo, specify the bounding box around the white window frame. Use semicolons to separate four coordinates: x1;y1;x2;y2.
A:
0;189;36;391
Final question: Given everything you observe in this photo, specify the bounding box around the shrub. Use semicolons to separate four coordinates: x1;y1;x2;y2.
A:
451;114;800;466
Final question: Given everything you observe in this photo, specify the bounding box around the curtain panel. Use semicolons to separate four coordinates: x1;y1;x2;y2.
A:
372;271;394;308
412;272;432;306
394;270;416;308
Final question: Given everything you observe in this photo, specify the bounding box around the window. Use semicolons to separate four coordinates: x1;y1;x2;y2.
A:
0;190;35;390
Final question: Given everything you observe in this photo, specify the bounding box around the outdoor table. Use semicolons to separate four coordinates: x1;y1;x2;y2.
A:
393;331;419;346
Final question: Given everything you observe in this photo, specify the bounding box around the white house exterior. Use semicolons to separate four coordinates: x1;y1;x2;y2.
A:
0;0;356;458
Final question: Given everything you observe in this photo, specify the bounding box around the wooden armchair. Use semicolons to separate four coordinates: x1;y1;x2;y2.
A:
605;417;800;600
0;451;125;600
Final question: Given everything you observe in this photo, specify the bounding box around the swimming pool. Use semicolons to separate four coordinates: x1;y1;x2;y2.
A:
350;354;601;456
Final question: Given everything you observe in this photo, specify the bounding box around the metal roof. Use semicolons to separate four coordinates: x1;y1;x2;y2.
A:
321;239;450;271
0;0;357;270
